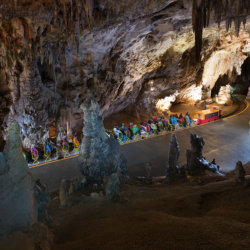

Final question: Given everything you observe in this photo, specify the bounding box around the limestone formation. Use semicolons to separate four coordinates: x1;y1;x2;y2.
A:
145;162;152;180
79;95;128;184
166;134;180;181
186;134;222;176
0;122;37;236
59;179;68;207
34;179;50;222
105;173;120;201
1;1;250;148
235;161;246;184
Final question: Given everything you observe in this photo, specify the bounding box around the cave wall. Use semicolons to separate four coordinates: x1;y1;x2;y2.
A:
0;0;250;148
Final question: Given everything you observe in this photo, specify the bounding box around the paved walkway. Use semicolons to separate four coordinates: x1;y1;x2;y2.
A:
30;101;250;191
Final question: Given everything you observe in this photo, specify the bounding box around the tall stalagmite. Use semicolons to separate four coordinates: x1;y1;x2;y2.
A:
0;122;37;236
79;94;127;184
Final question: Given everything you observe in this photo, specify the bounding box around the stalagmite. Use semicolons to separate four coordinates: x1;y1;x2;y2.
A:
166;134;180;181
186;134;222;176
235;161;246;184
79;94;128;184
59;179;68;207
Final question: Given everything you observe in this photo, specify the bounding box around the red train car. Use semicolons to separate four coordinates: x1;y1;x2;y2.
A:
194;108;221;125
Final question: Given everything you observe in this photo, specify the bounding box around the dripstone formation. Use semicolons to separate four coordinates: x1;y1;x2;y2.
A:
186;134;222;176
79;95;127;184
0;122;37;236
166;134;180;181
235;161;246;184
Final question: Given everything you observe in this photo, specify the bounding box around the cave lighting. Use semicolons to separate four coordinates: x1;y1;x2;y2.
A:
183;85;202;102
156;91;179;111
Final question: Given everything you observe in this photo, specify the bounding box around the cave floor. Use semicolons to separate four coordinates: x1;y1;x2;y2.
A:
49;167;250;250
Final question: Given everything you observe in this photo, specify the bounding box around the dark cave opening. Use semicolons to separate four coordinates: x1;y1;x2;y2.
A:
232;57;250;96
211;74;230;98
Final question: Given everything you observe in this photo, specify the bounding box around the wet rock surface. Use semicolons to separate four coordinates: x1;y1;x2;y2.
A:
79;94;127;183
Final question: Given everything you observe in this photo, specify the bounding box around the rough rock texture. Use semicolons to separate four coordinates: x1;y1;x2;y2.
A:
0;122;37;236
235;161;246;184
186;134;221;176
105;173;120;201
0;1;250;147
79;94;127;183
166;133;180;181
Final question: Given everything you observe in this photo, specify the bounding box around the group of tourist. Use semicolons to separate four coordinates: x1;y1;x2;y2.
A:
23;134;81;164
108;113;193;143
24;112;194;164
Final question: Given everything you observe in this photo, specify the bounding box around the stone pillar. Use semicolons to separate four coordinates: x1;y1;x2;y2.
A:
166;134;180;181
79;94;127;184
0;122;37;236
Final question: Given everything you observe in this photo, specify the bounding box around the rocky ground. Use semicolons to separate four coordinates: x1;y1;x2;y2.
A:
1;164;250;250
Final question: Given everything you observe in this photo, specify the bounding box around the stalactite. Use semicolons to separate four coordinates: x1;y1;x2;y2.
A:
192;0;250;61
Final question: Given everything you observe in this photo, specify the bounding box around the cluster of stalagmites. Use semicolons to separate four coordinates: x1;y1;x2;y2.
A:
164;133;222;183
139;133;248;185
58;94;127;205
0;122;49;236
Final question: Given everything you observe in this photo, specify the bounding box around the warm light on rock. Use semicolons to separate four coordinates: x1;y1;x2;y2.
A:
156;91;179;111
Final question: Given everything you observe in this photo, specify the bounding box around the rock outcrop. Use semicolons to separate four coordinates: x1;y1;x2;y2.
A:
235;161;246;184
186;134;222;176
79;94;127;184
105;173;120;201
166;134;180;181
0;122;37;236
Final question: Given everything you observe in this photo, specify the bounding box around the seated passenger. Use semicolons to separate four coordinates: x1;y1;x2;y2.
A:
113;126;122;139
119;124;127;143
132;124;141;135
72;134;80;148
178;113;185;125
150;123;158;134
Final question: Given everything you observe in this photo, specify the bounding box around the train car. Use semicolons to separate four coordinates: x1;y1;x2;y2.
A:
194;107;221;125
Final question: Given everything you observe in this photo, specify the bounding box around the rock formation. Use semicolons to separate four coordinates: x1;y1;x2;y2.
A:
79;94;128;184
166;134;180;181
186;134;222;176
235;161;246;184
59;179;68;207
34;179;50;222
0;122;37;236
105;173;120;201
0;1;250;148
145;162;153;181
